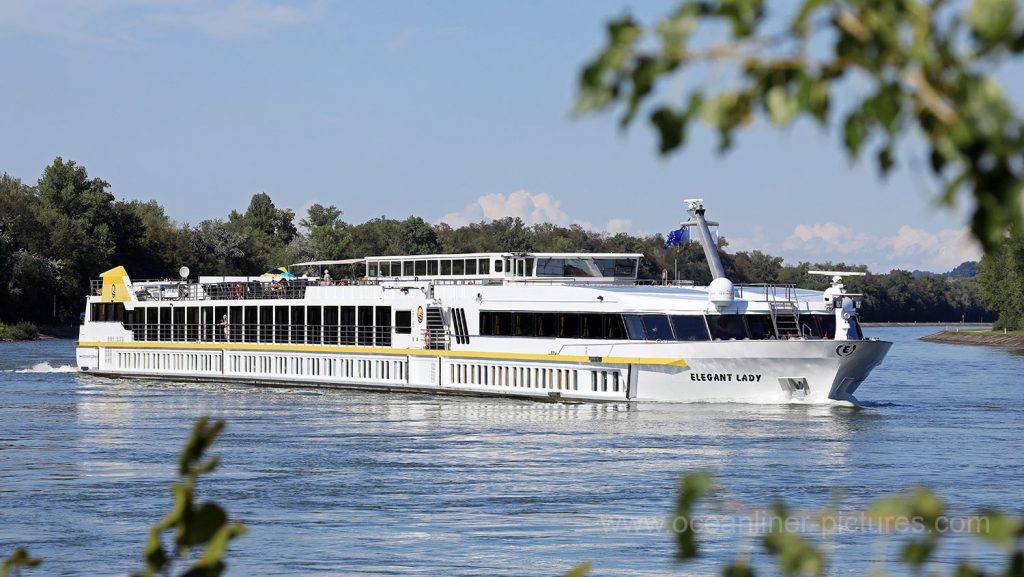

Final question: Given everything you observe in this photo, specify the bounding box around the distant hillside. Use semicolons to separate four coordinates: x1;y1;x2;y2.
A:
912;261;978;279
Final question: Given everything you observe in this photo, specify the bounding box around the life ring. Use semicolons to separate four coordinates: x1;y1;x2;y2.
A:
424;330;431;349
234;283;243;299
467;280;475;285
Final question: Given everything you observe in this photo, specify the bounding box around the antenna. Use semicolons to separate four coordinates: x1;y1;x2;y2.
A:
808;270;866;277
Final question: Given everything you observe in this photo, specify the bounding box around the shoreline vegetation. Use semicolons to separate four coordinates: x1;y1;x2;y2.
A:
0;322;39;342
0;159;997;327
920;329;1024;350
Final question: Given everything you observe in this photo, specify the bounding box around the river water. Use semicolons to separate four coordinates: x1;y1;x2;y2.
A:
1;327;1021;576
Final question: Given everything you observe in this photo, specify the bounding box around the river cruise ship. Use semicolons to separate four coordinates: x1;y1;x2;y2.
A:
76;200;891;404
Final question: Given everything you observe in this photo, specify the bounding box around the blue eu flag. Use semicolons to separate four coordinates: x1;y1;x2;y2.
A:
663;227;688;249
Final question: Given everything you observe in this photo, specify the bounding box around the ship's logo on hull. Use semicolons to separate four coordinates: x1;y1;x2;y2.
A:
836;344;857;357
417;306;424;324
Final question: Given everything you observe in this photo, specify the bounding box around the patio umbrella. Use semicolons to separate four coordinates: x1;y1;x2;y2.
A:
261;267;296;279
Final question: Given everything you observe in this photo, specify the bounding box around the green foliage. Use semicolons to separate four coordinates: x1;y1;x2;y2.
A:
0;157;997;324
657;472;1024;577
0;322;39;341
0;548;40;577
575;0;1024;254
978;226;1024;330
135;417;246;577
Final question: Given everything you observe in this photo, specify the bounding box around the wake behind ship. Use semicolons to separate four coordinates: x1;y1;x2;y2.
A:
76;200;891;404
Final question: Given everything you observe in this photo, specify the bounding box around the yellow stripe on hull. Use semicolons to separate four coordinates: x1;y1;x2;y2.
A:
76;341;689;368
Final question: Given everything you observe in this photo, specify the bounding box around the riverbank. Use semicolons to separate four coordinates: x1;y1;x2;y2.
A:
862;322;992;327
920;329;1024;349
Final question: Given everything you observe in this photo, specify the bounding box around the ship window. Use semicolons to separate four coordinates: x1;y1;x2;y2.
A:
479;311;492;335
452;259;464;275
536;313;557;337
581;313;604;339
492;312;512;336
290;306;304;344
414;260;427;276
201;306;214;342
427;260;439;276
495;259;504;273
623;315;645;340
441;260;452;275
465;259;476;274
745;314;776;340
358;306;374;346
274;306;288;344
536;258;565;276
671;315;710;341
402;261;413;276
708;315;748;340
307;306;322;344
376;306;392;346
605;314;626;339
390;261;402;276
515;260;524;276
341;306;356;345
368;262;378;277
186;307;198;341
641;315;673;341
558;313;580;338
171;307;185;341
514;312;535;337
323;306;339;343
478;259;490;274
160;307;172;341
396;310;412;334
525;258;534;276
244;306;257;342
261;306;275;343
378;262;390;276
812;314;836;339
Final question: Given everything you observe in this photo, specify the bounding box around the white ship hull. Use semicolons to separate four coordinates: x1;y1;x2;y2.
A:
76;337;890;404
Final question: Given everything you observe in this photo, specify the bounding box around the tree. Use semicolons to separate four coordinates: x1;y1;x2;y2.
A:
978;228;1024;329
575;0;1024;253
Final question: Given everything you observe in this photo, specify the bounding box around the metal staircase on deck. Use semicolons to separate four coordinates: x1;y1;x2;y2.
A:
425;306;449;350
770;301;800;338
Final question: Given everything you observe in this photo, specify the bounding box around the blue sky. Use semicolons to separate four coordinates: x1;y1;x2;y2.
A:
1;0;1011;272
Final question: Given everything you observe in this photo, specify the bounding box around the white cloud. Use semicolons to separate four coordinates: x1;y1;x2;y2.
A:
882;226;982;271
777;222;982;272
781;222;869;253
0;0;321;42
438;190;633;234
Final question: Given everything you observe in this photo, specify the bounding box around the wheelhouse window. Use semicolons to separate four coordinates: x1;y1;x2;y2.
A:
441;260;452;275
745;314;776;340
623;315;645;340
670;315;710;341
494;259;503;273
708;315;748;340
640;315;673;341
478;259;490;274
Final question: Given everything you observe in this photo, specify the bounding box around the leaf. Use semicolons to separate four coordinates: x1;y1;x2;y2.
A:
969;0;1017;46
672;472;714;560
1;548;41;577
564;562;593;577
766;85;799;126
843;111;867;159
651;107;687;155
975;509;1021;548
181;502;228;547
900;539;936;567
877;145;895;176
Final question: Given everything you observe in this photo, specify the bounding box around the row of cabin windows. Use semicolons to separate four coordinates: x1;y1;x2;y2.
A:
367;258;543;277
368;258;493;277
97;303;414;346
479;311;839;341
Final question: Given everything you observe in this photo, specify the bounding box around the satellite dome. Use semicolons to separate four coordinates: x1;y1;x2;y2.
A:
708;277;735;308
